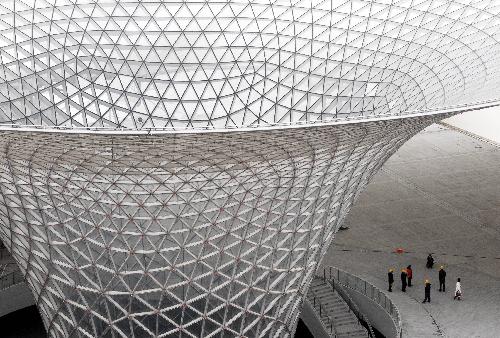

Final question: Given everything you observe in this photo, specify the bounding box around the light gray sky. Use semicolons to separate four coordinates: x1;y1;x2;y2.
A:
444;106;500;143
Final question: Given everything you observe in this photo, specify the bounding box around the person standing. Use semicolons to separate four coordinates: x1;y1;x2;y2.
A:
407;265;413;287
400;268;407;292
454;278;462;300
426;254;434;269
438;266;446;292
423;279;431;303
388;268;394;292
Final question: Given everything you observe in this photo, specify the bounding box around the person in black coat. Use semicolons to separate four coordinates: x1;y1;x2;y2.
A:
438;266;446;292
388;268;394;292
423;280;431;303
400;268;407;292
426;254;434;269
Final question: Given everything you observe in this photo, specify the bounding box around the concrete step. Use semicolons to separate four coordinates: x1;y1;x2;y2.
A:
307;276;368;338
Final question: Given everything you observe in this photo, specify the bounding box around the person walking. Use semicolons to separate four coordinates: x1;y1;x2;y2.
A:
407;265;413;287
454;278;462;300
426;254;434;269
438;266;446;292
422;279;431;303
400;268;407;292
388;268;394;292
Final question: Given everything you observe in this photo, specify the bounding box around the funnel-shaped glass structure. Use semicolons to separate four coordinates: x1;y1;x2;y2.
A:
0;1;499;337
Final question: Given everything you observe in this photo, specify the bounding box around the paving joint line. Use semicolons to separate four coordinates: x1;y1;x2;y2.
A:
332;246;500;260
406;293;446;337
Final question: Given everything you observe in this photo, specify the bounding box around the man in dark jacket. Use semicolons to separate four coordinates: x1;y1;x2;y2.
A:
407;265;413;287
388;268;394;292
400;268;407;292
438;266;446;292
423;280;431;303
426;254;434;269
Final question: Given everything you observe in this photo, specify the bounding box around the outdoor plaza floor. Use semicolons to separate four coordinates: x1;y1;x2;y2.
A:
322;123;500;338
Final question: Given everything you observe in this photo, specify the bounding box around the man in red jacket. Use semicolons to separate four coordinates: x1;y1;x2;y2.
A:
407;265;413;287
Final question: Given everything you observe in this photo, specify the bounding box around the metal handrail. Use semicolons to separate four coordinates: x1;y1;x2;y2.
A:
306;288;338;337
322;266;403;338
304;296;336;337
321;274;375;338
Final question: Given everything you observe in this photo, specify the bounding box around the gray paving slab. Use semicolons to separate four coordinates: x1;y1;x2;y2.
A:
322;124;500;338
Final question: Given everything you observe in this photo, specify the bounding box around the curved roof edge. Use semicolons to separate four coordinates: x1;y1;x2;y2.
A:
0;100;498;136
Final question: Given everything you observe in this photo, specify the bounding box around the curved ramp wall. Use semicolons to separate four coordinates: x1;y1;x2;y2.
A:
320;267;402;338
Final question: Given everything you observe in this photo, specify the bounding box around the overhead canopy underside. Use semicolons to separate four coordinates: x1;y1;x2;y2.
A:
0;0;499;131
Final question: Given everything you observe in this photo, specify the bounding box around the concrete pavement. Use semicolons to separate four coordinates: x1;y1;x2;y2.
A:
321;124;500;338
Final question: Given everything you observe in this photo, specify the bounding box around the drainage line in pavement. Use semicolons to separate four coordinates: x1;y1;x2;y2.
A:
333;247;500;260
406;293;446;337
438;121;500;149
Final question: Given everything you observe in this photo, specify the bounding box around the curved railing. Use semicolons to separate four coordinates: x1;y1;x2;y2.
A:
320;266;403;338
337;282;375;338
305;287;338;337
319;275;375;338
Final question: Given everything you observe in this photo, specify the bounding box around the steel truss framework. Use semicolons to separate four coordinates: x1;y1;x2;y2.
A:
0;117;441;338
0;0;499;337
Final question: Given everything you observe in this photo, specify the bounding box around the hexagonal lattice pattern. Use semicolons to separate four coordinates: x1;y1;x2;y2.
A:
0;1;499;338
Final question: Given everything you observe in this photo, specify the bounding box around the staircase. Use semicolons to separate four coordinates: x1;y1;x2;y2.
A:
0;242;10;264
307;276;369;337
